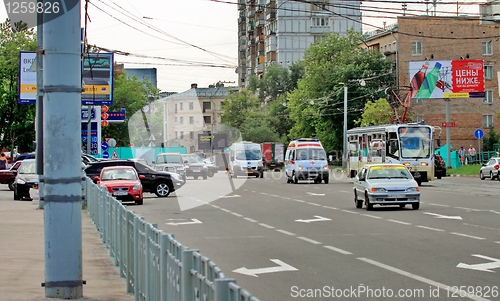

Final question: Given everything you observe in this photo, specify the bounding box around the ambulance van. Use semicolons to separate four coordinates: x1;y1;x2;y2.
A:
284;138;329;184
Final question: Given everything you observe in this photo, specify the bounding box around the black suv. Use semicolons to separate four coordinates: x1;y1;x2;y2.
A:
84;160;185;197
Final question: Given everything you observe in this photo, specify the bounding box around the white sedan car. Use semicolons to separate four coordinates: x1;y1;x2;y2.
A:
353;163;420;210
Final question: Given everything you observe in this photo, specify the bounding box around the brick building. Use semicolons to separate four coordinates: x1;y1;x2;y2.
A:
363;16;500;150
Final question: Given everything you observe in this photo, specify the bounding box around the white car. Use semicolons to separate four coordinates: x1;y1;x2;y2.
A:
353;163;420;210
479;157;500;180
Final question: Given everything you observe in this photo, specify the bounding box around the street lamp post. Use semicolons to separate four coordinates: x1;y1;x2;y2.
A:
342;85;348;169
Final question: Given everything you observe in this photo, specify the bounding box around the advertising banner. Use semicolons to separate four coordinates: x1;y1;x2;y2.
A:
409;60;484;99
19;51;37;104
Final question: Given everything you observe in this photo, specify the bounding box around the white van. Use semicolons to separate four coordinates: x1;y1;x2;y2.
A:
284;138;329;184
228;141;264;178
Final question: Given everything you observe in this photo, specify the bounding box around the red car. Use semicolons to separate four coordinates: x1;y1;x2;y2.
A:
93;166;145;205
0;161;22;191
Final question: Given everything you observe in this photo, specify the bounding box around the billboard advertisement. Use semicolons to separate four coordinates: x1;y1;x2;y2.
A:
18;51;114;105
409;60;484;99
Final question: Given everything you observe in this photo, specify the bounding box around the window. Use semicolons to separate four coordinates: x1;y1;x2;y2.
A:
175;131;178;139
189;102;194;110
411;41;422;56
179;116;184;124
204;116;212;124
190;131;194;139
413;98;423;105
485;65;494;80
484;90;493;104
189;116;194;124
180;131;184;139
483;114;493;128
483;41;493;55
179;102;184;110
203;102;212;112
413;115;424;123
174;104;178;113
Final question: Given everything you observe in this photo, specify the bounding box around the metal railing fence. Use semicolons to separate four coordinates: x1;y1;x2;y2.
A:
84;177;260;301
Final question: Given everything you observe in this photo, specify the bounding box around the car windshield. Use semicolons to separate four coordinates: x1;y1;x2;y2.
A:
296;148;326;160
101;168;138;181
156;154;183;164
183;155;203;164
18;160;36;174
367;166;412;179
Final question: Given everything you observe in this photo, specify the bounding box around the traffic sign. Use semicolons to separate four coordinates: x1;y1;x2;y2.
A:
102;151;109;159
101;105;109;113
101;141;108;151
101;120;109;127
474;128;484;139
441;122;456;127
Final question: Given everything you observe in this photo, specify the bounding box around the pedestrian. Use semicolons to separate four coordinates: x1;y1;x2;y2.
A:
459;146;465;165
0;153;7;170
468;144;476;165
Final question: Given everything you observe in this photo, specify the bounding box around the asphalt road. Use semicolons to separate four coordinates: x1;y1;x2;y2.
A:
5;171;498;301
128;172;500;300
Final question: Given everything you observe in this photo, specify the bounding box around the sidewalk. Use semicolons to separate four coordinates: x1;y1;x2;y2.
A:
0;198;134;301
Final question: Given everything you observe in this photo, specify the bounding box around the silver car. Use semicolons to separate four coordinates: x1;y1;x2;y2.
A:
479;157;500;180
353;164;420;210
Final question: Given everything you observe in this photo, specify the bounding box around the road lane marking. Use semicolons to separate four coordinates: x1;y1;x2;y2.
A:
307;202;322;206
293;199;305;203
323;206;338;210
387;219;412;225
276;229;295;236
338;190;350;193
358;258;490;301
341;210;358;214
244;217;258;223
324;245;352;255
295;216;331;223
259;223;275;229
455;206;474;211
361;214;383;219
220;208;231;213
416;225;445;232
231;212;243;217
463;223;500;231
450;232;486;240
427;203;450;207
495;241;500;244
233;259;298;277
211;205;220;208
298;237;322;245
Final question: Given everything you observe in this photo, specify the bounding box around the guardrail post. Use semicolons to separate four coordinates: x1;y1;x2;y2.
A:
214;279;236;301
181;249;195;301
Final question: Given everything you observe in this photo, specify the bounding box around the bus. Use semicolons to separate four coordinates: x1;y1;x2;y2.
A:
346;123;437;185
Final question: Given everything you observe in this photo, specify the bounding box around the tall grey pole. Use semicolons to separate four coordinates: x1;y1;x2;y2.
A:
445;98;451;168
36;1;44;209
42;1;83;298
342;85;348;169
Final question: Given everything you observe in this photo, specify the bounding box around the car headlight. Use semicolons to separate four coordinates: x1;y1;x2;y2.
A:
132;183;141;190
407;187;420;192
370;187;387;192
323;165;329;170
176;166;184;171
297;165;303;171
258;161;263;167
171;173;182;181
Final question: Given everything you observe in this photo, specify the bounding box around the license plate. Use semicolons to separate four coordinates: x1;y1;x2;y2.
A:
113;191;128;196
192;168;201;172
390;194;405;199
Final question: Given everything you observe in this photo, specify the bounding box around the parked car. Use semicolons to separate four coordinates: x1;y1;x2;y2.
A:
353;163;420;210
153;152;187;181
93;166;145;205
13;152;35;163
479;157;500;180
203;158;218;177
0;160;22;191
13;159;39;200
84;159;184;197
182;154;208;180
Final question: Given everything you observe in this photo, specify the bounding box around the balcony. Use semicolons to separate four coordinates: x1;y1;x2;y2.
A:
266;11;276;20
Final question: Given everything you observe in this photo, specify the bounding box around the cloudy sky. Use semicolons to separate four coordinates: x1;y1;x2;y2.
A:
1;0;483;93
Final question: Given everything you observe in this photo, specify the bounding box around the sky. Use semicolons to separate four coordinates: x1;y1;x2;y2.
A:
0;0;484;94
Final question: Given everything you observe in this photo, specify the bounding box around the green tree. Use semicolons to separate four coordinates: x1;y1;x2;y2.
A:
287;31;394;152
0;20;37;153
356;98;396;126
220;89;261;130
102;70;159;147
240;116;280;143
483;127;500;151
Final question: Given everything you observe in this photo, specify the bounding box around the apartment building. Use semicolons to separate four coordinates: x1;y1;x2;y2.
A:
158;84;237;153
363;16;500;148
237;0;361;88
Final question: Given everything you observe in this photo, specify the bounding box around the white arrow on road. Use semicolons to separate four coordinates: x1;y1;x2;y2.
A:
166;219;202;226
219;195;241;198
233;259;298;277
457;254;500;272
424;212;462;220
306;192;325;196
295;215;331;223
